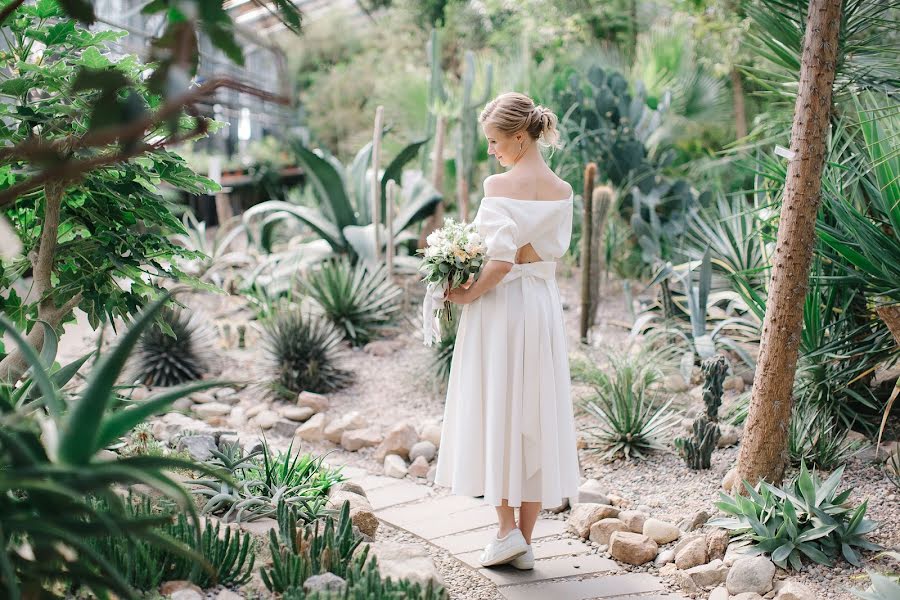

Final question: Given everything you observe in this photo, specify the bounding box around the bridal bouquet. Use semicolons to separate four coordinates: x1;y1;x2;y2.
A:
417;217;486;346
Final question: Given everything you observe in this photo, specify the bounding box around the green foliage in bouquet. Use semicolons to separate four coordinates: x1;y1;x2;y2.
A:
300;256;403;346
709;463;880;570
261;308;354;396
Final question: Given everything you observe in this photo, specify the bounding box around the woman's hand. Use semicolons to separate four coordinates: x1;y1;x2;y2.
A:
445;283;475;304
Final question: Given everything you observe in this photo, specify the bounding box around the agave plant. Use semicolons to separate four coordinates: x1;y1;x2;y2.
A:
577;350;679;460
131;306;214;387
299;256;403;346
850;572;900;600
0;294;233;599
261;307;354;396
710;463;881;570
633;246;760;380
243;138;442;269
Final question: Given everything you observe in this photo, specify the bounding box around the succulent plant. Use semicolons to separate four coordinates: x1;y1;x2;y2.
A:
132;306;213;387
701;355;728;421
675;417;720;470
261;307;354;396
299;256;403;346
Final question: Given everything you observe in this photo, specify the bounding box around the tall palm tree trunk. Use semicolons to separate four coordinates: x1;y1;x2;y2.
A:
727;0;843;490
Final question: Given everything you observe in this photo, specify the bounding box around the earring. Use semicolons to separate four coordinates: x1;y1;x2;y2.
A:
519;141;523;150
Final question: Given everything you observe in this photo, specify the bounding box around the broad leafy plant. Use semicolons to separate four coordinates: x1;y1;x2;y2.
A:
710;463;881;570
0;293;231;599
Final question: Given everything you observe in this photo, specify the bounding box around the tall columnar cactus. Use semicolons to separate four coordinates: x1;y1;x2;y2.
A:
675;417;721;470
676;355;728;470
455;50;492;222
421;28;448;175
701;355;728;422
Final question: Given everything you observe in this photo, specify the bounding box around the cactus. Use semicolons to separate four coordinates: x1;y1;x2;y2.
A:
675;416;721;470
676;355;727;470
701;355;728;422
455;50;492;222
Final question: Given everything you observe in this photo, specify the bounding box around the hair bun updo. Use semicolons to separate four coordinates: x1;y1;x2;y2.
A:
479;92;563;151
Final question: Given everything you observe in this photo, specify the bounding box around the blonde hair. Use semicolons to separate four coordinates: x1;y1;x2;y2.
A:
479;92;562;150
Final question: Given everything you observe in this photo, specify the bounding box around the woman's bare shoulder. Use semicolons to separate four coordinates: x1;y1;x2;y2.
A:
483;173;571;200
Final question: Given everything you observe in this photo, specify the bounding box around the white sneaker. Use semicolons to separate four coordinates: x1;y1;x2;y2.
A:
510;544;534;570
478;528;528;567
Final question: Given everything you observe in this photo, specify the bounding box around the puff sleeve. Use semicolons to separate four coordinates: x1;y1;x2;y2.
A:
474;204;518;263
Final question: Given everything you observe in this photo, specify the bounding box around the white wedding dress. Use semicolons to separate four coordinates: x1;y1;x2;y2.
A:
434;191;582;508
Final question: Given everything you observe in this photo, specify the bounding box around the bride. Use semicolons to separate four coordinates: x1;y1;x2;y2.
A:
433;92;582;570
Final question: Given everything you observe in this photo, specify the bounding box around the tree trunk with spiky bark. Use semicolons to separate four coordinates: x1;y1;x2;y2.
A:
726;0;843;490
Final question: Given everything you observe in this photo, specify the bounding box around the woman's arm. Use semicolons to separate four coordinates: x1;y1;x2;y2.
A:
446;259;513;304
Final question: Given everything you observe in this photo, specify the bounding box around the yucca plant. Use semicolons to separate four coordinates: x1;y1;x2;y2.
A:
885;450;900;492
132;306;213;387
577;350;679;460
0;294;234;599
299;257;403;346
261;307;354;396
788;398;867;471
87;493;255;589
709;463;881;570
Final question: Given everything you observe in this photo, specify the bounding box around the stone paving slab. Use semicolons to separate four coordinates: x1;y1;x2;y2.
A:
456;537;591;568
354;473;409;492
498;573;664;600
477;554;620;587
430;519;568;554
400;504;500;539
374;493;486;525
366;481;433;509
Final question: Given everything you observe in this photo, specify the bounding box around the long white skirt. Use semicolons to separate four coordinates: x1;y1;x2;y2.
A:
434;261;582;508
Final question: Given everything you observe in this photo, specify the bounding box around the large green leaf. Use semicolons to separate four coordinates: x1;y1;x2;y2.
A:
244;201;346;252
291;141;356;229
380;138;429;221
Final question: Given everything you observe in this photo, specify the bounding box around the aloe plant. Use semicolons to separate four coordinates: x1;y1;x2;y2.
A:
243;138;442;269
0;294;233;599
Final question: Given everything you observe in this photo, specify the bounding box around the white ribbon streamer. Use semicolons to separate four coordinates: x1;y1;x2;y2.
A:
422;281;447;347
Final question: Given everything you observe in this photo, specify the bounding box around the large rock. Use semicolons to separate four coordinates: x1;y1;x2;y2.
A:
160;581;202;596
175;435;216;462
303;572;347;594
731;594;764;600
679;509;710;532
408;455;430;478
245;403;268;418
726;556;775;596
643;518;680;544
608;531;658;566
297;390;329;412
324;411;367;443
153;413;210;443
718;424;741;448
327;491;379;538
684;559;728;588
577;479;611;504
567;503;621;538
409;440;437;462
341;428;383;451
374;423;419;461
271;418;299;438
709;587;729;600
706;528;731;562
282;405;315;422
329;481;368;498
366;540;443;587
619;510;649;534
295;413;328;441
420;423;442;448
589;518;628;545
674;536;707;570
675;571;699;594
654;549;675;566
194;402;232;418
253;410;279;430
674;532;705;557
384;454;408;478
773;581;816;600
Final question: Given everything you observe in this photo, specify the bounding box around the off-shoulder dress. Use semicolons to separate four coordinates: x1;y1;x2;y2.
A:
434;191;582;508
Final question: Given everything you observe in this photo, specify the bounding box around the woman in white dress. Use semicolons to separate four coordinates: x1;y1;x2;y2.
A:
434;92;582;570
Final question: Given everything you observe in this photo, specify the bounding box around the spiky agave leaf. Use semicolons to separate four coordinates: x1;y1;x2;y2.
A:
132;307;213;387
261;308;353;396
299;256;403;346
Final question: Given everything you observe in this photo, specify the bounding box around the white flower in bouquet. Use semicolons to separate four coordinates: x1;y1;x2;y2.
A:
416;218;486;346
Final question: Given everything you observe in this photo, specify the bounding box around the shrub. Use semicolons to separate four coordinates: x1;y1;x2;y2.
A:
261;308;354;396
132;306;213;387
300;257;403;346
788;398;867;470
577;351;679;460
710;463;881;570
